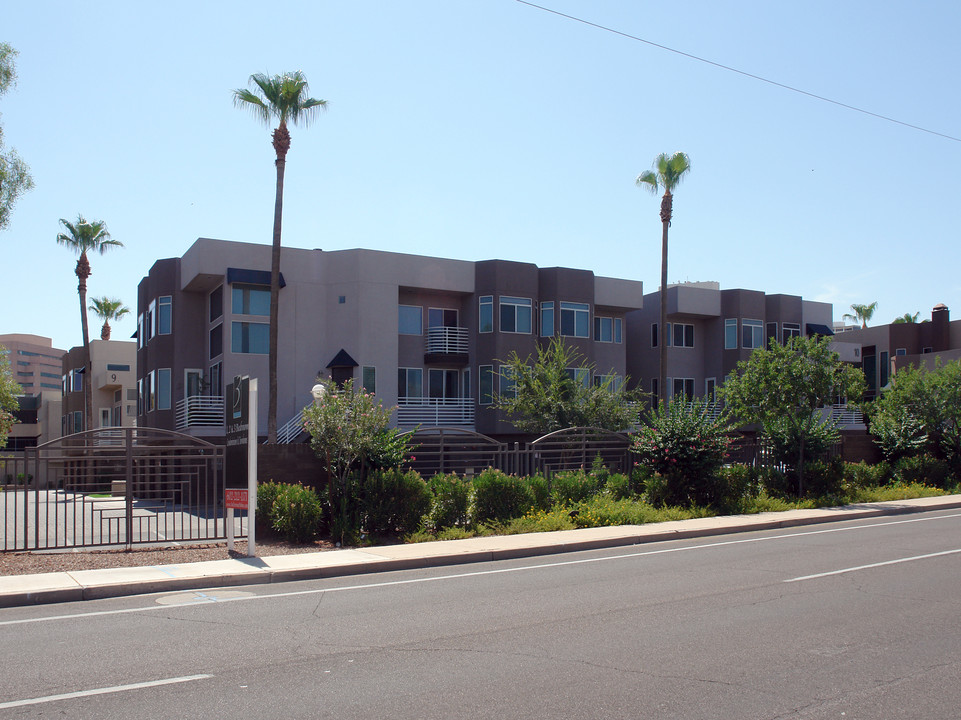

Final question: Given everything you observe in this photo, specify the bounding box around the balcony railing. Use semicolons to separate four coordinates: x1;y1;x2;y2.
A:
827;403;864;426
175;395;225;429
275;409;306;444
397;397;474;427
425;327;469;355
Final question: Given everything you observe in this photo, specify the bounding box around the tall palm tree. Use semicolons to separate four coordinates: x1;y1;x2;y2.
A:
636;152;692;409
842;302;878;329
88;297;130;340
234;71;326;443
892;312;919;324
57;216;123;430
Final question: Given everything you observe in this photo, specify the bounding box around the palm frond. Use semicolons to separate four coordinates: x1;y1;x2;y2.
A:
234;71;326;128
635;171;658;193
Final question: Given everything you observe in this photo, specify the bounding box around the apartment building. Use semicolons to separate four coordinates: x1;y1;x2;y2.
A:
61;340;138;434
626;282;835;402
136;238;644;440
830;304;960;399
0;334;66;397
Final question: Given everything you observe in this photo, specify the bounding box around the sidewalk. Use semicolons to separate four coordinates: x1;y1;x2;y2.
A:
2;495;960;608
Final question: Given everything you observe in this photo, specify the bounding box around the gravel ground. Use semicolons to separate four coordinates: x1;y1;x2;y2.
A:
0;537;337;577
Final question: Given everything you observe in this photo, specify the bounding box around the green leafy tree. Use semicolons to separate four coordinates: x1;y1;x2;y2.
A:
866;359;961;471
636;151;692;408
842;301;878;328
234;71;326;443
492;336;643;434
0;43;34;231
720;335;865;496
0;345;22;448
892;312;919;324
56;216;123;430
88;297;130;340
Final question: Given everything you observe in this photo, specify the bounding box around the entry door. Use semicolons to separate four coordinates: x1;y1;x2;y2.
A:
428;308;458;329
429;369;459;400
186;369;203;398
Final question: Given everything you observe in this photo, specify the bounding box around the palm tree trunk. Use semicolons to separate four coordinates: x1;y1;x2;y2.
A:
76;253;93;431
267;131;288;444
658;190;673;410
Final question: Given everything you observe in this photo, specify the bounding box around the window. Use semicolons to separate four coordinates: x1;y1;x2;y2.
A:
742;319;763;349
672;323;694;348
565;367;590;388
651;378;658;398
705;378;717;403
895;348;907;356
479;365;494;405
209;323;223;359
429;368;459;399
560;302;589;338
208;362;222;397
145;301;155;342
362;366;376;394
231;321;269;354
500;296;532;334
479;296;493;333
499;366;518;399
923;347;933;354
397;368;423;399
428;308;458;328
100;408;110;428
40;383;59;389
209;286;223;322
594;316;623;343
137;313;144;348
398;305;422;335
766;322;778;348
594;374;623;392
725;319;737;349
40;372;60;378
672;378;694;401
146;371;155;412
880;351;889;389
540;302;554;337
782;322;801;344
73;411;83;434
157;368;171;410
232;284;270;316
106;364;130;372
158;296;172;334
463;368;471;399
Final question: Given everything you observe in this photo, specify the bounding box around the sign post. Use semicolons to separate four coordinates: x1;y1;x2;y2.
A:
225;375;258;557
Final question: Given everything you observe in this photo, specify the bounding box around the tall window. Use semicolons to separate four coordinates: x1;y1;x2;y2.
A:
560;302;589;338
158;296;172;334
499;365;518;398
397;368;423;399
232;284;270;316
880;351;890;389
479;296;493;333
362;366;376;394
742;319;764;349
500;296;532;334
209;324;223;359
724;319;737;349
137;313;144;349
231;321;269;354
705;378;717;403
209;285;223;322
145;301;155;342
398;305;422;335
782;322;801;343
672;323;694;347
479;365;494;405
594;316;622;343
565;367;590;388
540;301;554;337
428;308;457;328
672;378;694;401
157;368;171;410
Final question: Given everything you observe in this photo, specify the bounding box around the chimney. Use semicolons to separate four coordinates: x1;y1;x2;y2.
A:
931;303;949;352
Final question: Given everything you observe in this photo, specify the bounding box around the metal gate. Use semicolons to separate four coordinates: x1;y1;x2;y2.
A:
1;428;228;551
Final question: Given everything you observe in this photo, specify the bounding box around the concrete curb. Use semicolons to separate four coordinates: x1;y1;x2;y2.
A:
2;494;960;608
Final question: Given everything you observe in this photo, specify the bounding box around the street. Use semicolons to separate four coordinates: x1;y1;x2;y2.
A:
1;509;960;719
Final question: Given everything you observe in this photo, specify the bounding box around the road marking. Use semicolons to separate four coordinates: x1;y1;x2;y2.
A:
0;674;212;709
784;548;961;583
3;511;960;627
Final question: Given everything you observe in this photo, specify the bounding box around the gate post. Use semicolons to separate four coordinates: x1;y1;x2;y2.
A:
125;428;134;550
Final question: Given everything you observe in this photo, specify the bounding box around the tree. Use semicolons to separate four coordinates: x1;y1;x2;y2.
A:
492;336;643;434
636;152;692;408
57;216;123;430
842;302;878;328
892;312;919;324
234;71;326;443
719;335;865;496
88;297;130;340
0;344;22;448
0;43;34;231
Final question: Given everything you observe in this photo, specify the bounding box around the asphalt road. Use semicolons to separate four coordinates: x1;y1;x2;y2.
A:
2;508;960;719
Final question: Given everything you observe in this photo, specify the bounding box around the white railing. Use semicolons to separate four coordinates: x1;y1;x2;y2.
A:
275;409;306;444
397;397;474;427
175;395;225;429
828;403;864;426
425;327;469;355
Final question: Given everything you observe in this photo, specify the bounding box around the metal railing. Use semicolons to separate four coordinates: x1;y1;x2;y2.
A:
275;409;307;444
175;395;224;429
827;403;864;426
397;396;474;427
425;327;469;355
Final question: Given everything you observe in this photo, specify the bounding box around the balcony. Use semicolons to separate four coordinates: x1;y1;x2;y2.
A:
425;327;469;364
175;395;225;429
397;397;474;428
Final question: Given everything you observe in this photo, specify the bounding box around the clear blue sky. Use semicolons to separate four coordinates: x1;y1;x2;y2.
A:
4;1;959;351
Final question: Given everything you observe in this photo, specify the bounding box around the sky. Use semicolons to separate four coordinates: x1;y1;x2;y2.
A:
3;1;959;352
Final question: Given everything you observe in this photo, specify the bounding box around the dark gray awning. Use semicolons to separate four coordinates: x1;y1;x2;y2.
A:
226;267;286;288
326;349;358;368
806;323;835;337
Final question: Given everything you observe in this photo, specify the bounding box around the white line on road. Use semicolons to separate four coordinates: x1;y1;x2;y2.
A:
0;674;213;709
3;511;961;628
784;548;961;583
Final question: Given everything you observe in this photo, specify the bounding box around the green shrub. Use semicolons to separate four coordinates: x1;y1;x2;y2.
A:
269;482;323;543
525;474;552;512
550;469;601;505
470;468;535;524
256;480;285;537
363;468;431;536
426;473;471;531
894;454;952;489
842;461;893;489
802;456;845;498
604;472;634;500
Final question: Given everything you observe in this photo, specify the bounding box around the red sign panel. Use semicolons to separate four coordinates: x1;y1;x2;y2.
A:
225;489;249;510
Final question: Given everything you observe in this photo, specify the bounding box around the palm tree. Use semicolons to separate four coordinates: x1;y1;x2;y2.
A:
636;152;692;409
234;71;326;443
88;297;130;340
842;302;878;329
892;312;919;324
57;216;123;430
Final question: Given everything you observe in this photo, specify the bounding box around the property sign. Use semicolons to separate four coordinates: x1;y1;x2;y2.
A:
225;488;248;510
225;375;250;447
